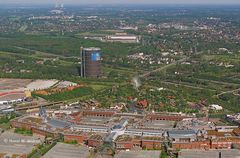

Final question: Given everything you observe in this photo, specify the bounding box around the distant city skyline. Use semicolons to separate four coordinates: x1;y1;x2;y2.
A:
1;0;240;5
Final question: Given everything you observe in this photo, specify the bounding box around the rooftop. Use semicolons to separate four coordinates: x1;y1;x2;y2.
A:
233;128;240;135
89;134;103;141
207;130;235;137
178;149;240;158
114;150;161;158
83;47;101;51
43;143;90;158
17;116;43;126
168;129;196;138
141;120;175;129
0;131;43;155
46;119;70;129
116;135;132;142
142;136;164;141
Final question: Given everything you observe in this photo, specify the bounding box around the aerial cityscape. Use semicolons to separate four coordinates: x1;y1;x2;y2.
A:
0;0;240;158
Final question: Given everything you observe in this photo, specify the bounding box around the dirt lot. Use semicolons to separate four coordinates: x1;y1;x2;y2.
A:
0;78;32;92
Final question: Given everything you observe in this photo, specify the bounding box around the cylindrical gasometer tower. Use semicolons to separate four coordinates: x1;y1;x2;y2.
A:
80;47;102;78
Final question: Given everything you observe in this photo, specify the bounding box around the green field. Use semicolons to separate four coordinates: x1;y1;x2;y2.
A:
1;5;240;116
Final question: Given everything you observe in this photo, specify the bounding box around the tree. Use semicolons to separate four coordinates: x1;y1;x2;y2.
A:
160;150;168;158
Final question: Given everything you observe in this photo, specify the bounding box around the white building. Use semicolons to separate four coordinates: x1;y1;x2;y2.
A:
209;104;223;110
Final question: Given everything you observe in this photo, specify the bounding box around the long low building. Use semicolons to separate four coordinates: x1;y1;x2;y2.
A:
115;150;161;158
71;125;109;133
105;35;140;43
10;109;240;152
168;129;197;142
178;149;240;158
125;128;165;137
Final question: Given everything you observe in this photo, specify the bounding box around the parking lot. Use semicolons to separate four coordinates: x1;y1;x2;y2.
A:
0;131;43;155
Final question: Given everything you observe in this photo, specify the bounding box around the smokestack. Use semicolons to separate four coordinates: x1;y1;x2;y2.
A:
80;47;83;53
218;152;222;158
132;76;141;90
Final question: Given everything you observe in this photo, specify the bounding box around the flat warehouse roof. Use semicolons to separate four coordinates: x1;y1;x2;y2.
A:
114;150;161;158
178;149;240;158
43;143;90;158
0;131;42;155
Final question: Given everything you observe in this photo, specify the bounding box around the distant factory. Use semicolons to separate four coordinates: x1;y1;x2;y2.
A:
80;47;102;78
50;2;64;14
105;33;140;43
83;32;140;43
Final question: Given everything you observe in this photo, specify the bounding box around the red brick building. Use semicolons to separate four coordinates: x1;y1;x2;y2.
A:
32;127;56;137
87;135;103;147
172;140;210;150
70;112;82;123
10;117;59;138
132;137;142;148
141;137;163;150
115;135;133;150
82;110;116;117
146;114;191;121
64;132;86;144
10;120;32;130
211;138;240;149
114;135;164;150
137;100;148;109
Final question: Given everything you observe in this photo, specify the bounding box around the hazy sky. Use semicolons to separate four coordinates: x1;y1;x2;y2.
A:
1;0;240;5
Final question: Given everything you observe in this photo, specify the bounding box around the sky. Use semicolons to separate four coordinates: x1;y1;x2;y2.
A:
1;0;240;5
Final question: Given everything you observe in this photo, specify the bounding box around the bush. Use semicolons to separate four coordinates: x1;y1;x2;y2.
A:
14;128;33;136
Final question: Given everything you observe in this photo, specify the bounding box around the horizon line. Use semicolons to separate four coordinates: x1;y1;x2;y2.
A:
1;3;240;6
